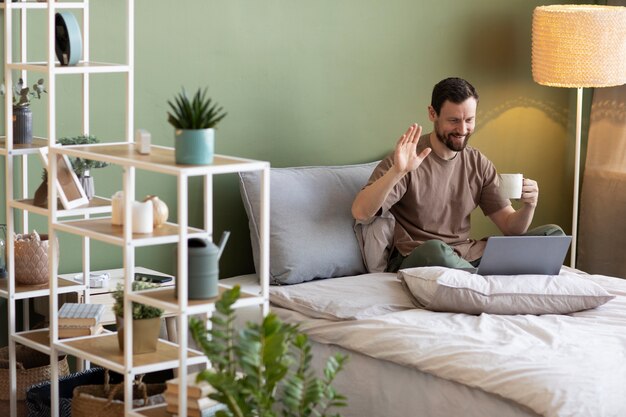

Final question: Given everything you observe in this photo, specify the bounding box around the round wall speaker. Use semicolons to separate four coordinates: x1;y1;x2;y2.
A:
55;12;82;66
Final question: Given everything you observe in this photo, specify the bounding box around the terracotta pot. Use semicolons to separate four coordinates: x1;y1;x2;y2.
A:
116;316;161;354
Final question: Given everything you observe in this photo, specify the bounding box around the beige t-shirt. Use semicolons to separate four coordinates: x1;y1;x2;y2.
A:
366;134;510;261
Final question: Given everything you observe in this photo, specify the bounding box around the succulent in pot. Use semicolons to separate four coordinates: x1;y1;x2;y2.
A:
0;78;47;145
113;280;164;354
167;87;227;165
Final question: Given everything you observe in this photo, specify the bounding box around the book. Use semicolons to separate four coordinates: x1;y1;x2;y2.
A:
58;324;104;339
166;372;214;398
165;392;218;410
166;401;226;417
58;303;105;327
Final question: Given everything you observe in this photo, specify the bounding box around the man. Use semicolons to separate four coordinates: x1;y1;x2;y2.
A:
351;77;563;272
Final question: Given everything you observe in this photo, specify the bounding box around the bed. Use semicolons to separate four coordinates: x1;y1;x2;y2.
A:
229;162;626;417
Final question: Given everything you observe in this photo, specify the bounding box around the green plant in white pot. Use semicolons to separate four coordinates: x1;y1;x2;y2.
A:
113;280;164;354
0;78;47;145
167;87;227;165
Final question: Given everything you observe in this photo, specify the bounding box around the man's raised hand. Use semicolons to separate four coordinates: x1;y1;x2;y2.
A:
393;123;431;174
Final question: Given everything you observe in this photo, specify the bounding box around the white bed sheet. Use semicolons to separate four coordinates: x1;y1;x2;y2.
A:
265;272;626;417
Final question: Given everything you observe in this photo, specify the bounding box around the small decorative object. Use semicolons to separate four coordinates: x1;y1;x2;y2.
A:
0;224;6;279
38;148;88;209
58;135;109;200
189;286;349;417
132;201;153;234
14;230;58;286
142;195;168;227
0;78;47;145
135;129;151;155
167;87;227;165
33;170;48;208
176;232;230;300
111;191;124;226
113;280;164;354
55;12;82;66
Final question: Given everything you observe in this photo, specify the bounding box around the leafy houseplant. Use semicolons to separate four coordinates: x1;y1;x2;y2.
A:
189;286;348;417
0;78;47;144
113;280;164;354
167;87;227;165
57;134;109;199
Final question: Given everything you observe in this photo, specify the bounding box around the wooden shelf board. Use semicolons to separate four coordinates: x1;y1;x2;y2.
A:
0;137;49;155
55;143;268;175
58;218;203;243
15;196;111;216
60;333;204;368
15;329;50;347
0;277;83;299
139;285;256;308
134;404;171;417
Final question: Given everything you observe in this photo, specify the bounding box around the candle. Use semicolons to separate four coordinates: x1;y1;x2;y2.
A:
132;201;153;234
111;191;124;226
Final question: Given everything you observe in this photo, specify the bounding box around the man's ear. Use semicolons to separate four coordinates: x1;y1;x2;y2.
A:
427;105;437;122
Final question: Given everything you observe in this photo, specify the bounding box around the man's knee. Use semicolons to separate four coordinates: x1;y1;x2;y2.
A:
526;224;565;237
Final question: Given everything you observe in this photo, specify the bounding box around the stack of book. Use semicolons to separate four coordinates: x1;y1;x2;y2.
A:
165;372;226;417
57;303;105;339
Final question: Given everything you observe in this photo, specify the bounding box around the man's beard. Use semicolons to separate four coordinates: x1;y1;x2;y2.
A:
435;127;470;152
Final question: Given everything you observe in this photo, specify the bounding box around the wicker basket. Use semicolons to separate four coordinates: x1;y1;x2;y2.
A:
71;372;166;417
0;345;69;401
14;231;58;285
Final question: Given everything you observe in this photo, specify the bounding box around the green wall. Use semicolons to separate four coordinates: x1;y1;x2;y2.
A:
3;0;582;281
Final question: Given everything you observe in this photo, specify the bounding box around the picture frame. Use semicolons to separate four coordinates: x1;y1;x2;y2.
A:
38;148;89;209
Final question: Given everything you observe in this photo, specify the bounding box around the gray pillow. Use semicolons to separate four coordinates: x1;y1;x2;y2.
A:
238;162;377;284
398;266;615;315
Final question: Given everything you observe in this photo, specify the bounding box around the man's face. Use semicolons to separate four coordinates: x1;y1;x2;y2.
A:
429;98;477;152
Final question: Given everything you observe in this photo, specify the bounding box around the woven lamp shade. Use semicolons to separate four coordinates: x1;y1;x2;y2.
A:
532;5;626;88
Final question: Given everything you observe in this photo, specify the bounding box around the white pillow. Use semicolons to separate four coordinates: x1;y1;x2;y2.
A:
398;266;615;315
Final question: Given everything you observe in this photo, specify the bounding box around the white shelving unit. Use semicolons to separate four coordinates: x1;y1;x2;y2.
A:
2;2;270;417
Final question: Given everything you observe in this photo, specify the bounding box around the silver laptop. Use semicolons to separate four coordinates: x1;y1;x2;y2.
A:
466;235;572;276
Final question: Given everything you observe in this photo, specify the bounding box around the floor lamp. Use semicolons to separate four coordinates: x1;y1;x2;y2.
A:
531;5;626;268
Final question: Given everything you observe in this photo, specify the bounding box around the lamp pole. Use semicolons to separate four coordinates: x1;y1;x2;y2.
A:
571;87;583;268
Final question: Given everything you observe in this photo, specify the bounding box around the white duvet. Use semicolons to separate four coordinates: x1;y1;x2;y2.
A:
269;271;626;417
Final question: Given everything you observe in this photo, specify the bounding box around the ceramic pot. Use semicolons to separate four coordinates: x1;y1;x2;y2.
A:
174;128;214;165
13;106;32;145
79;175;94;200
143;195;168;227
116;316;161;354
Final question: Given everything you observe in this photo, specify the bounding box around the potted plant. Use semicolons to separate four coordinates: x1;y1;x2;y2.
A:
113;280;164;354
0;78;47;144
167;87;227;165
189;286;349;417
57;134;109;199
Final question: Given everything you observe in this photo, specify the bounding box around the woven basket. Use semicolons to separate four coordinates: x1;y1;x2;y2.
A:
14;231;58;285
72;372;166;417
0;345;69;401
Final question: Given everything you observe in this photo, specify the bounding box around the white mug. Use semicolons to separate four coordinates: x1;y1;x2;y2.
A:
498;173;523;199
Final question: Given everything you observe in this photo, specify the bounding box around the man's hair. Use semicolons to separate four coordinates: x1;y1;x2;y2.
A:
430;77;479;116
